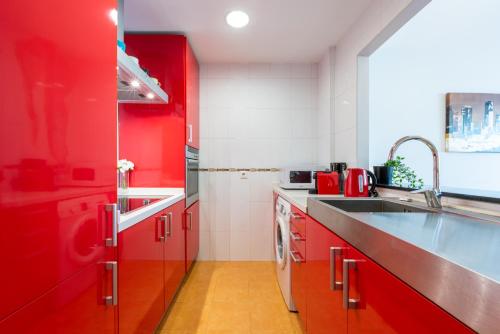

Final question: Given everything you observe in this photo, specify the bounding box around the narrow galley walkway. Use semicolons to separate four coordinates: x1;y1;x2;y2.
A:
157;261;303;334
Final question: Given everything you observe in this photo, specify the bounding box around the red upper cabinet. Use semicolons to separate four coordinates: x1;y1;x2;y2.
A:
185;41;200;149
306;216;348;334
0;0;117;332
119;34;199;188
185;201;200;272
163;200;186;308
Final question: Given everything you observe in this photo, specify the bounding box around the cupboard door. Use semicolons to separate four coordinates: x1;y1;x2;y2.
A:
164;200;186;308
185;201;200;272
118;214;165;334
0;0;116;329
306;216;348;334
290;238;307;330
345;247;473;334
185;40;199;148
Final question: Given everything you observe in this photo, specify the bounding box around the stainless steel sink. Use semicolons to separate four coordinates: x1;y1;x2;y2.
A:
319;199;433;213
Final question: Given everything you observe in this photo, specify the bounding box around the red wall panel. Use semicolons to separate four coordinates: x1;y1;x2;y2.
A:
119;34;187;187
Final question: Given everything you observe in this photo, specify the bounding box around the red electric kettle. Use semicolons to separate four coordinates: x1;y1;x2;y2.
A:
344;168;377;197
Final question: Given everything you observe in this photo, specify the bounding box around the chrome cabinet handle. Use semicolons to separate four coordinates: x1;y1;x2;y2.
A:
343;259;361;309
330;247;346;290
105;204;119;247
158;215;167;241
187;124;193;143
186;212;193;230
104;261;118;306
289;250;303;263
167;212;173;236
289;231;305;241
290;212;304;220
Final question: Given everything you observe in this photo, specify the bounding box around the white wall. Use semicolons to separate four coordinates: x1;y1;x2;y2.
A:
198;63;319;260
369;0;500;191
317;48;335;165
332;0;418;166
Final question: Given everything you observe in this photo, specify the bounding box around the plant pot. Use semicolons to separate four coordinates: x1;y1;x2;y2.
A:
373;166;394;185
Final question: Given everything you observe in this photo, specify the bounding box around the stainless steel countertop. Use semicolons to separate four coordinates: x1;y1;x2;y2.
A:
307;197;500;333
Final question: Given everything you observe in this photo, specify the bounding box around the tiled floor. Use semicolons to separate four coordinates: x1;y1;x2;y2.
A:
157;261;304;334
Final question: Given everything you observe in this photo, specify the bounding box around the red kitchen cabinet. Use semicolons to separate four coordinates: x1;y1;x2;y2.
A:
290;205;307;329
119;34;200;189
164;200;187;308
344;246;473;334
185;201;200;272
0;0;117;332
305;215;473;334
306;216;348;334
118;213;165;334
185;40;200;149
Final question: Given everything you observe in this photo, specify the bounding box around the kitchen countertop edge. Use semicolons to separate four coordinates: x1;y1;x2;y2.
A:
118;188;185;232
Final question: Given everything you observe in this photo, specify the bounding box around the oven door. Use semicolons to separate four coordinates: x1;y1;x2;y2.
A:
185;147;199;208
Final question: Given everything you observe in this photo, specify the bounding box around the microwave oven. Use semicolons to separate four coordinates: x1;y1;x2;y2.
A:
279;166;323;190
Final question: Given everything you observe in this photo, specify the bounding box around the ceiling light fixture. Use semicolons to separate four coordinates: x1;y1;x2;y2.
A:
146;93;154;99
131;80;140;88
226;10;249;28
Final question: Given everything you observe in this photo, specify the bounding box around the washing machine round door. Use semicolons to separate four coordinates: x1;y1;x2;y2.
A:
275;216;288;270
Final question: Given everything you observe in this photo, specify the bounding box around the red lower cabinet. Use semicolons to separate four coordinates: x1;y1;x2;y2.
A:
290;205;307;330
306;215;348;334
118;213;165;334
305;215;473;334
185;201;200;272
164;200;187;308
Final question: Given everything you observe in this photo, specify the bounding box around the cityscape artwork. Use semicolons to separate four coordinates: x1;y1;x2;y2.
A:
445;93;500;153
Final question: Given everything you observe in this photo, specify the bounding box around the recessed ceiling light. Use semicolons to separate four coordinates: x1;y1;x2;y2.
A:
146;92;154;99
226;10;249;28
131;80;140;88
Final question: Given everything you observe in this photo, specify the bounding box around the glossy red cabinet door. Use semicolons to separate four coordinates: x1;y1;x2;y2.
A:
0;0;117;331
164;200;187;308
185;201;200;272
306;216;348;334
185;40;200;149
118;213;165;334
290;206;307;329
345;247;473;334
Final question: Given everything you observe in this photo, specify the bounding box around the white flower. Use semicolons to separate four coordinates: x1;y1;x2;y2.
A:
118;159;135;172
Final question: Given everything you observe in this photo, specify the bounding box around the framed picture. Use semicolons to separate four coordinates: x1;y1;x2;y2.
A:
445;93;500;153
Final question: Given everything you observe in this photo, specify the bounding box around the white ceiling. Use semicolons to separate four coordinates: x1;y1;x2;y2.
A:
124;0;372;63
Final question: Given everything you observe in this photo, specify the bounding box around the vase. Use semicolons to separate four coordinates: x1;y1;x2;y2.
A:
118;170;129;190
373;166;394;185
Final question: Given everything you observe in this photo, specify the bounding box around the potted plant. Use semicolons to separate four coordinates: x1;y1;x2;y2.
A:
383;156;424;189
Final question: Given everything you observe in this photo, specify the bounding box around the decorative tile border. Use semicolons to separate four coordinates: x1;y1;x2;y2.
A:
198;168;281;172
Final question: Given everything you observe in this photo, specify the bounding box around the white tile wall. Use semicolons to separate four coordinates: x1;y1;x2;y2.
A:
199;63;319;261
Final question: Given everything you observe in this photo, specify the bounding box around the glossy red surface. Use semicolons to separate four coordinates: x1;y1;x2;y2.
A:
344;168;370;197
185;200;200;272
185;40;200;149
119;34;199;187
346;247;473;334
164;200;186;308
118;212;165;334
0;0;117;331
290;209;307;330
306;216;348;334
316;171;340;195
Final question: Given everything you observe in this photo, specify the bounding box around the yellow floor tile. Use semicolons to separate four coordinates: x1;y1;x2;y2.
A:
157;261;304;334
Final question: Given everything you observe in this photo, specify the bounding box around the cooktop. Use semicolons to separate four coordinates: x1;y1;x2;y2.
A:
118;196;167;214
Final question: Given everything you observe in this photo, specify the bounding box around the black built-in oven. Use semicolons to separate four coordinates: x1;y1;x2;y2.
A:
185;146;199;208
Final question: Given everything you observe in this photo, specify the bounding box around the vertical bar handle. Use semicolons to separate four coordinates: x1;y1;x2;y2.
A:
105;204;119;247
158;215;167;241
187;124;193;143
104;261;118;306
167;212;173;236
330;247;346;290
343;259;360;309
186;211;193;230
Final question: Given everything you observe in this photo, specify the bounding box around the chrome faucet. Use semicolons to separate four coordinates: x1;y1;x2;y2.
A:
388;136;442;209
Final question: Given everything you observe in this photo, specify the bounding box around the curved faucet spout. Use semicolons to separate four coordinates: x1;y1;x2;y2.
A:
387;136;441;208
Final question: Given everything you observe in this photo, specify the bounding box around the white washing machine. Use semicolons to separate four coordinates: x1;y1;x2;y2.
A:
274;196;296;311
